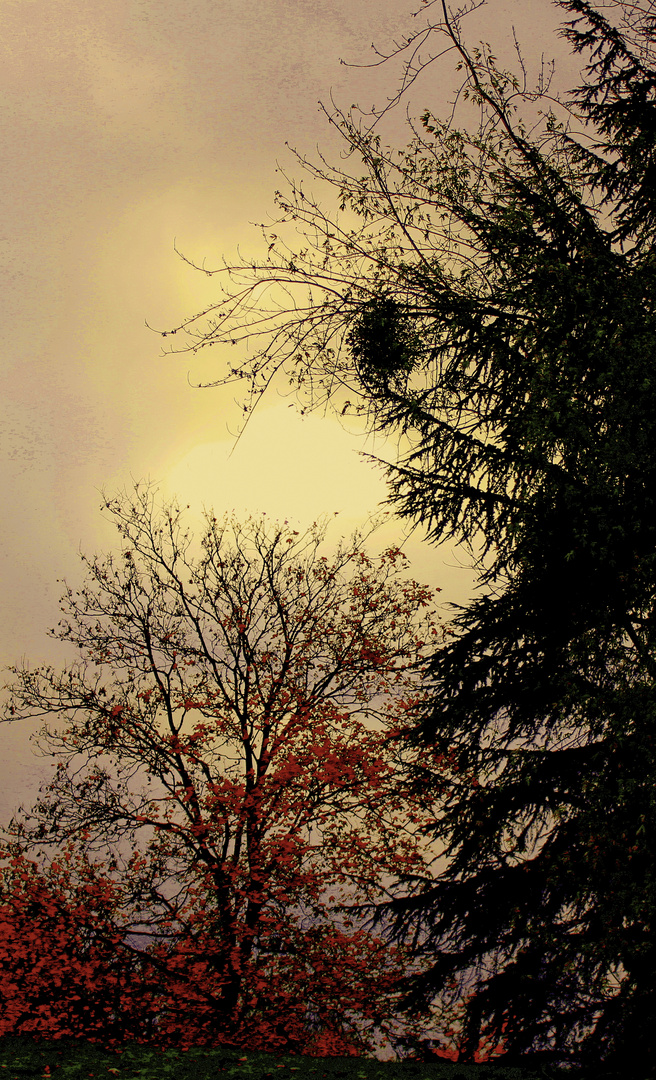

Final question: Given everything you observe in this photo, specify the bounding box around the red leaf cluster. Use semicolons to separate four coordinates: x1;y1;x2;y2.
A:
0;494;458;1058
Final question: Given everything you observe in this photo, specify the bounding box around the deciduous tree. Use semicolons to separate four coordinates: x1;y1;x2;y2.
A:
2;485;446;1057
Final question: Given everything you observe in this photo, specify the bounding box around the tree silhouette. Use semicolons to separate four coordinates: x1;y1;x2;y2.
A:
157;1;656;1070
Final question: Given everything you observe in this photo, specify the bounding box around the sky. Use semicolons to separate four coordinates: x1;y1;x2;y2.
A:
0;0;577;827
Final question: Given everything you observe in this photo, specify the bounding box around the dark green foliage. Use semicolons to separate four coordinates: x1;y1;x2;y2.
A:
346;296;422;394
359;4;656;1070
0;1035;603;1080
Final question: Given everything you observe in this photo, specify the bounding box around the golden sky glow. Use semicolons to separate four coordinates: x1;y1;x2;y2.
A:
0;0;574;820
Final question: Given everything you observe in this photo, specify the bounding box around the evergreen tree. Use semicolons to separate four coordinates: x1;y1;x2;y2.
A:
162;2;656;1070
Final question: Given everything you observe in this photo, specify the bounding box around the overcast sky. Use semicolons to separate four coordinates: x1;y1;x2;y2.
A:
0;0;578;824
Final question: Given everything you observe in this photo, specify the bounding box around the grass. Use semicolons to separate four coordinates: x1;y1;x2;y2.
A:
0;1036;617;1080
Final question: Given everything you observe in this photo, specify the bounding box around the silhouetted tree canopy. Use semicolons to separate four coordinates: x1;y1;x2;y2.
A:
161;1;656;1072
